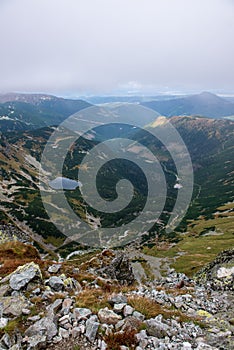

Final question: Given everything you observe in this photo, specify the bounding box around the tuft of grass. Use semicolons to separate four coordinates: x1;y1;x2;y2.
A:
0;315;29;338
73;346;80;350
104;329;137;350
48;292;66;303
128;296;195;323
75;289;110;314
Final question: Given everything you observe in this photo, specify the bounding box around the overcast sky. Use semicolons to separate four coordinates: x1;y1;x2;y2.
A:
0;0;234;96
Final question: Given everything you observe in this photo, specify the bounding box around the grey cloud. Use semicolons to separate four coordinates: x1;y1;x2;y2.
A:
0;0;233;94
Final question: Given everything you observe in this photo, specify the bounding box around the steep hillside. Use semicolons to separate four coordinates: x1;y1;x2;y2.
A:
0;94;91;132
169;116;234;223
0;116;233;255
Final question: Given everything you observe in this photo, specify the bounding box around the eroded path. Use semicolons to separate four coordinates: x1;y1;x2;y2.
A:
125;248;172;284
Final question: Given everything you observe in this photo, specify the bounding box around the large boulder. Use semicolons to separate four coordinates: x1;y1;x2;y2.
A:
97;254;135;285
195;248;234;290
25;315;57;341
1;296;31;317
6;262;42;291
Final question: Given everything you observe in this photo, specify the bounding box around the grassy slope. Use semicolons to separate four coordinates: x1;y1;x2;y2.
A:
143;202;234;276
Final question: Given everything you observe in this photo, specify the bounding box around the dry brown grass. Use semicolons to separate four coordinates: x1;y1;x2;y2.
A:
128;295;194;322
75;288;110;313
0;241;40;260
75;285;136;314
48;292;67;303
0;241;52;277
155;285;194;296
104;329;137;350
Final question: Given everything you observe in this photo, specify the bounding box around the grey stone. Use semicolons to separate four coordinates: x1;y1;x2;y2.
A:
62;298;73;315
41;290;54;300
28;315;40;322
135;330;147;342
196;343;218;349
1;296;31;317
80;324;85;334
73;307;92;321
85;316;99;342
0;333;11;348
9;346;20;350
133;310;145;321
52;335;62;343
71;327;81;338
108;293;127;306
115;319;125;330
113;303;126;313
98;254;135;285
46;298;63;313
59;314;70;325
182;342;192;350
139;339;149;349
25;316;57;341
122;316;142;331
22;308;31;315
59;327;70;339
123;304;134;316
0;285;11;298
48;264;61;273
9;262;42;291
195;248;234;291
63;322;72;330
100;340;107;350
48;276;64;291
98;307;122;325
26;335;47;350
146;319;170;338
32;288;40;295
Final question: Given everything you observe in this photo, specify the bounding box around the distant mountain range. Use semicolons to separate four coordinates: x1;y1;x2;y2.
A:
141;92;234;118
0;93;91;132
1;92;234;134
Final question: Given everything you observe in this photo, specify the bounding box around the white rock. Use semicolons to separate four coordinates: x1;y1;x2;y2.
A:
182;342;192;350
123;304;134;317
217;266;234;278
59;327;70;339
113;303;126;313
98;307;122;325
0;317;8;328
48;264;61;273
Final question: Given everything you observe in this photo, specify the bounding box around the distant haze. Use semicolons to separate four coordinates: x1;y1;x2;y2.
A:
0;0;234;95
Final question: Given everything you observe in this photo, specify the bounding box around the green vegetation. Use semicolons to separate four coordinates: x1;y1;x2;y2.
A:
143;202;234;276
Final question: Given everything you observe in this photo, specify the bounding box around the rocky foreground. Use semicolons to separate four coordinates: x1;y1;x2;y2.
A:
0;245;233;350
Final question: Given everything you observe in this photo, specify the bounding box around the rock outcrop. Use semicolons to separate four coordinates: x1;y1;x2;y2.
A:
97;254;135;285
195;248;234;290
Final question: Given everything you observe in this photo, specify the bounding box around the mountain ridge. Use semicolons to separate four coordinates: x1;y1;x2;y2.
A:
142;91;234;118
